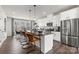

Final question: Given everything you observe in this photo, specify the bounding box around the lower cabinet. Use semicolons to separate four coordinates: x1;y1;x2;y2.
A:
61;35;66;44
54;32;60;42
61;35;79;47
69;37;78;47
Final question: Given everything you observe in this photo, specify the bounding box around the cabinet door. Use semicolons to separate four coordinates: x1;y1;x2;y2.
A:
54;32;60;42
60;8;77;20
65;20;71;36
61;20;71;35
71;19;78;36
61;21;66;35
60;12;66;20
70;37;78;47
61;20;65;29
53;15;60;26
61;35;66;44
67;8;77;19
68;36;71;46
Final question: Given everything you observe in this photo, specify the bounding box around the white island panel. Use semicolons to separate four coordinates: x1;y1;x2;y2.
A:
41;34;54;53
44;34;53;53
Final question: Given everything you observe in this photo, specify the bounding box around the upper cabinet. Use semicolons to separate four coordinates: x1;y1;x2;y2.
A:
60;7;79;20
53;14;60;26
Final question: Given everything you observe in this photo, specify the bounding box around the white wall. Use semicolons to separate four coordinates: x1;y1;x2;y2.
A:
0;18;5;31
6;17;12;36
0;6;6;31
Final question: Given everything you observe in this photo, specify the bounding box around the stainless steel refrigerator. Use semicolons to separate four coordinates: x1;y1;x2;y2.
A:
61;18;79;47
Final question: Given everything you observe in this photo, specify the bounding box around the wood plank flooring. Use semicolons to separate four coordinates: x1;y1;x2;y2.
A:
0;37;78;54
47;40;79;54
0;36;41;54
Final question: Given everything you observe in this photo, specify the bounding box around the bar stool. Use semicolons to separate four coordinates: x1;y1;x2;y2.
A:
25;32;40;53
25;32;39;47
20;31;29;48
21;31;40;53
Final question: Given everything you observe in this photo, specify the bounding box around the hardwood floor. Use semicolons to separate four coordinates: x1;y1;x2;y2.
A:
1;37;78;54
47;40;79;54
0;36;41;54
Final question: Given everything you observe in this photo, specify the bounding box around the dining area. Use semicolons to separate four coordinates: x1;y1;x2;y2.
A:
0;17;41;54
12;17;54;54
13;23;42;53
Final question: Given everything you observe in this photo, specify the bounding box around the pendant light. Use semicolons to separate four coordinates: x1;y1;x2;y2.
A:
28;9;32;20
33;5;37;20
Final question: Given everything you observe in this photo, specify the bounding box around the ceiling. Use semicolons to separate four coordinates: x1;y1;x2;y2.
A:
1;5;78;20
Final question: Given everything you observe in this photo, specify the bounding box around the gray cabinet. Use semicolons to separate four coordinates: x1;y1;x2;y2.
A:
71;19;78;36
70;37;78;47
61;20;71;36
61;35;66;44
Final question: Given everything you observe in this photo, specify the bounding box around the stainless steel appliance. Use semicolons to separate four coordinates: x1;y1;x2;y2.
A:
61;18;79;47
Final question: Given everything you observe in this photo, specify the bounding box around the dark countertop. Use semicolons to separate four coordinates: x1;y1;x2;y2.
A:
37;33;55;36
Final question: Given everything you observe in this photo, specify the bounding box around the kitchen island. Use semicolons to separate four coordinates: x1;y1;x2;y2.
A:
21;31;55;54
39;33;54;53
